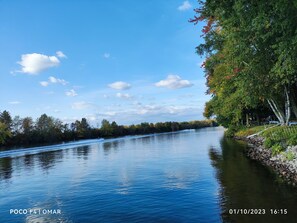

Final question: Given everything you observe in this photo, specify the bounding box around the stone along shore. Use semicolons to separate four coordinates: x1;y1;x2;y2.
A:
235;136;297;187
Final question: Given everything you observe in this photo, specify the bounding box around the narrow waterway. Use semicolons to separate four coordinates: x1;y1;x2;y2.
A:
0;127;296;222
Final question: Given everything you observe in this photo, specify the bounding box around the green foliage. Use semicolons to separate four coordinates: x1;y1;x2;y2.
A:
285;151;295;161
287;134;297;146
0;110;12;130
0;109;216;147
262;126;297;145
235;125;271;137
271;143;284;156
225;125;239;138
235;125;297;152
100;119;112;137
75;118;91;139
35;114;63;143
191;0;297;127
264;138;275;149
0;122;11;145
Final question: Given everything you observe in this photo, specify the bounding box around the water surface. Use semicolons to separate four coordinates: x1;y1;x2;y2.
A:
0;127;296;222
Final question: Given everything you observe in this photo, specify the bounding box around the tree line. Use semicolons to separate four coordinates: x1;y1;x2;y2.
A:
191;0;297;129
0;110;216;147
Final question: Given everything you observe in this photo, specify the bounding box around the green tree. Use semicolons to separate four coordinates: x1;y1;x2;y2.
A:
191;0;297;126
0;110;12;131
12;116;22;135
0;122;11;145
76;118;91;138
100;119;112;137
35;114;63;143
22;117;34;135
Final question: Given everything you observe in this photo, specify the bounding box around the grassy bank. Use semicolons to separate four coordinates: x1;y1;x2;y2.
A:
234;125;297;158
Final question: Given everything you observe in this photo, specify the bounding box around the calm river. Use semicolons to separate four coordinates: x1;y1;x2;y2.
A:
0;127;297;223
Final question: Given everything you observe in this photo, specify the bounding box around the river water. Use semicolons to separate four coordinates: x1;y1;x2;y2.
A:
0;127;296;223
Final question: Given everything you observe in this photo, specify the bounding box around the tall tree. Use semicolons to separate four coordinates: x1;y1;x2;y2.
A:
76;118;91;138
35;114;63;143
0;122;11;145
0;110;12;130
100;119;112;137
191;0;297;126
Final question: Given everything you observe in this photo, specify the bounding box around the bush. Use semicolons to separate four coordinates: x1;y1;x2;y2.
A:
264;138;275;148
225;125;240;137
271;143;284;156
285;151;295;161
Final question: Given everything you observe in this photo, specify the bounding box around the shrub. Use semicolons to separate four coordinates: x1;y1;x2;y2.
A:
225;125;239;137
285;151;295;161
271;143;284;156
264;138;275;148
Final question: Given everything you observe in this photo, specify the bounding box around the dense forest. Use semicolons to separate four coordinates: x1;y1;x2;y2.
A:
0;110;216;147
191;0;297;130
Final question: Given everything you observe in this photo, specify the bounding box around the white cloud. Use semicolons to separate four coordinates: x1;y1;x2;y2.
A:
116;93;133;99
66;89;78;97
136;104;161;115
155;74;193;89
105;111;116;116
9;101;21;105
103;53;110;59
18;53;60;74
78;101;204;125
72;101;92;110
108;81;131;90
178;1;192;11
40;81;49;87
56;51;67;58
134;103;199;117
48;76;68;85
40;76;68;87
86;114;97;121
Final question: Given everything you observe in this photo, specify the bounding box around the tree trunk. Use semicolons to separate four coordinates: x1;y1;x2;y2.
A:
246;113;249;127
256;113;260;125
285;86;291;125
267;99;285;125
290;89;297;119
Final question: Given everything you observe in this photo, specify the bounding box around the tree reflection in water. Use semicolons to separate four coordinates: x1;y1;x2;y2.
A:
103;141;120;156
0;145;95;181
73;146;91;160
0;158;13;181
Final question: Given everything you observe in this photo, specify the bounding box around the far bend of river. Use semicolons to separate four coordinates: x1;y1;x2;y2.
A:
1;127;297;223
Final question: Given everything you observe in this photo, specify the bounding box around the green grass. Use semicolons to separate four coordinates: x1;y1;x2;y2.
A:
234;125;273;137
235;125;297;156
261;126;297;141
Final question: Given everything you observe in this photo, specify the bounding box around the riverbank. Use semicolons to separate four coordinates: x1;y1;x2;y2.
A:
235;133;297;187
1;117;217;150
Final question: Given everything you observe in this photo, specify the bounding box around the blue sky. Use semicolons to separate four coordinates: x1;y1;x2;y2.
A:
0;0;208;125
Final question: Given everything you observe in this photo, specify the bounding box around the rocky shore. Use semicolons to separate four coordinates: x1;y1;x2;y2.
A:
235;136;297;186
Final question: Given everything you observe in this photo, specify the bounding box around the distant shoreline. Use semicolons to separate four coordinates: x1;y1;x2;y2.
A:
0;125;218;156
0;110;217;150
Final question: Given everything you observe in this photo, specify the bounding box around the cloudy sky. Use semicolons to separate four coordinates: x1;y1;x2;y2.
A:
0;0;208;125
